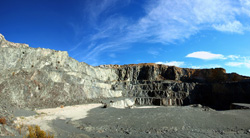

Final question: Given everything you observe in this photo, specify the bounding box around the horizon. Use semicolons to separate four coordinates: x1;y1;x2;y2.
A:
1;0;250;76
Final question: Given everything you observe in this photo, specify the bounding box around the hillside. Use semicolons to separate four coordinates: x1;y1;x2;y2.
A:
0;34;250;137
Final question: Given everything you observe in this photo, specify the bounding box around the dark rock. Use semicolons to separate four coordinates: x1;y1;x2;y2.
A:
0;33;250;111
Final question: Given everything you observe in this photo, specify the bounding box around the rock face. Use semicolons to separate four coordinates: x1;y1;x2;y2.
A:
106;64;250;109
0;34;120;109
0;34;250;110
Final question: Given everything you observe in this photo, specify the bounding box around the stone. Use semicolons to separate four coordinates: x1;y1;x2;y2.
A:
0;33;250;111
0;34;29;48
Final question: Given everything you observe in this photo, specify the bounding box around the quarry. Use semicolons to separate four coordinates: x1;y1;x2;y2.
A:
0;34;250;137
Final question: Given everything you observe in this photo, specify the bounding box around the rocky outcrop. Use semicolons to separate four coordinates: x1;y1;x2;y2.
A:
0;33;250;110
105;63;247;83
105;64;250;109
0;34;120;109
0;34;29;48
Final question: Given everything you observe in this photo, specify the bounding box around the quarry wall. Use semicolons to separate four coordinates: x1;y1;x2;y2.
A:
1;34;250;110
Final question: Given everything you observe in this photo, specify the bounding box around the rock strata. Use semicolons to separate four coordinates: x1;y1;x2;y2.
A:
105;64;250;109
0;33;250;110
0;34;120;110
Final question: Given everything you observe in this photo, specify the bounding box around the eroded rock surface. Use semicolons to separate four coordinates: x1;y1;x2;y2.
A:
0;33;250;111
1;33;250;137
103;64;250;109
0;34;120;110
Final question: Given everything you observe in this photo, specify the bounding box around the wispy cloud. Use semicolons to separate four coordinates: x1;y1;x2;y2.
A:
228;55;240;60
147;47;163;56
186;51;226;60
82;42;128;62
225;56;250;68
70;0;250;65
187;53;250;70
70;1;132;63
84;0;120;25
191;64;222;69
240;0;250;16
226;62;250;68
109;53;116;58
90;16;129;41
213;21;244;33
148;50;159;56
125;0;247;44
156;61;184;67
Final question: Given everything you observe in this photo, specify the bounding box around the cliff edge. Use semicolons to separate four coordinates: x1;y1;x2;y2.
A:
0;34;250;112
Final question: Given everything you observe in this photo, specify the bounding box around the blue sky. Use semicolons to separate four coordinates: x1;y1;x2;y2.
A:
1;0;250;76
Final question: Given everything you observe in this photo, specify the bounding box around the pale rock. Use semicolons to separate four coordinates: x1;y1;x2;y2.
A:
0;34;250;110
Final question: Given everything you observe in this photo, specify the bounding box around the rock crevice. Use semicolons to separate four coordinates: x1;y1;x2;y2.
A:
0;34;250;110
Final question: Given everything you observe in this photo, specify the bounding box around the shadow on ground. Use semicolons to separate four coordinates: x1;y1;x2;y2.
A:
51;105;250;138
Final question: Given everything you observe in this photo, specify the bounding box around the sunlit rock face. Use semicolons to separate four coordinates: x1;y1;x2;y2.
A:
0;34;250;110
0;34;120;108
104;64;250;109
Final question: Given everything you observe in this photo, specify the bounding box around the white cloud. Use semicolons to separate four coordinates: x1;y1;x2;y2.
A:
156;61;184;67
70;0;250;65
84;0;121;24
225;56;250;68
147;48;160;56
226;62;244;67
213;21;244;33
186;51;226;60
228;55;240;60
191;64;222;69
126;0;245;44
240;0;250;16
226;61;250;68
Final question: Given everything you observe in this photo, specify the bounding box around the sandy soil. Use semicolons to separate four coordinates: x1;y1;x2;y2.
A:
14;104;250;138
14;104;102;133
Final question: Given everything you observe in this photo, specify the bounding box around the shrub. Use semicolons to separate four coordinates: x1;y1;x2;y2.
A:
18;123;24;135
25;125;54;138
0;117;6;125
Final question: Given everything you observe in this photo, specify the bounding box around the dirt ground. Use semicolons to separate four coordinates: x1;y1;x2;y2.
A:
13;104;250;138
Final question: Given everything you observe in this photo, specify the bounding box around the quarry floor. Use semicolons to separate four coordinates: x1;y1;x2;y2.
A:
10;104;250;138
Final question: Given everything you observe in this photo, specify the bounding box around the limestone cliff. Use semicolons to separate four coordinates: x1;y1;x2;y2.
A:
0;34;120;109
0;34;250;110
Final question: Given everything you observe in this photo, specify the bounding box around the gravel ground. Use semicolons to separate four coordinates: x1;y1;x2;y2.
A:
66;105;250;138
9;104;250;138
